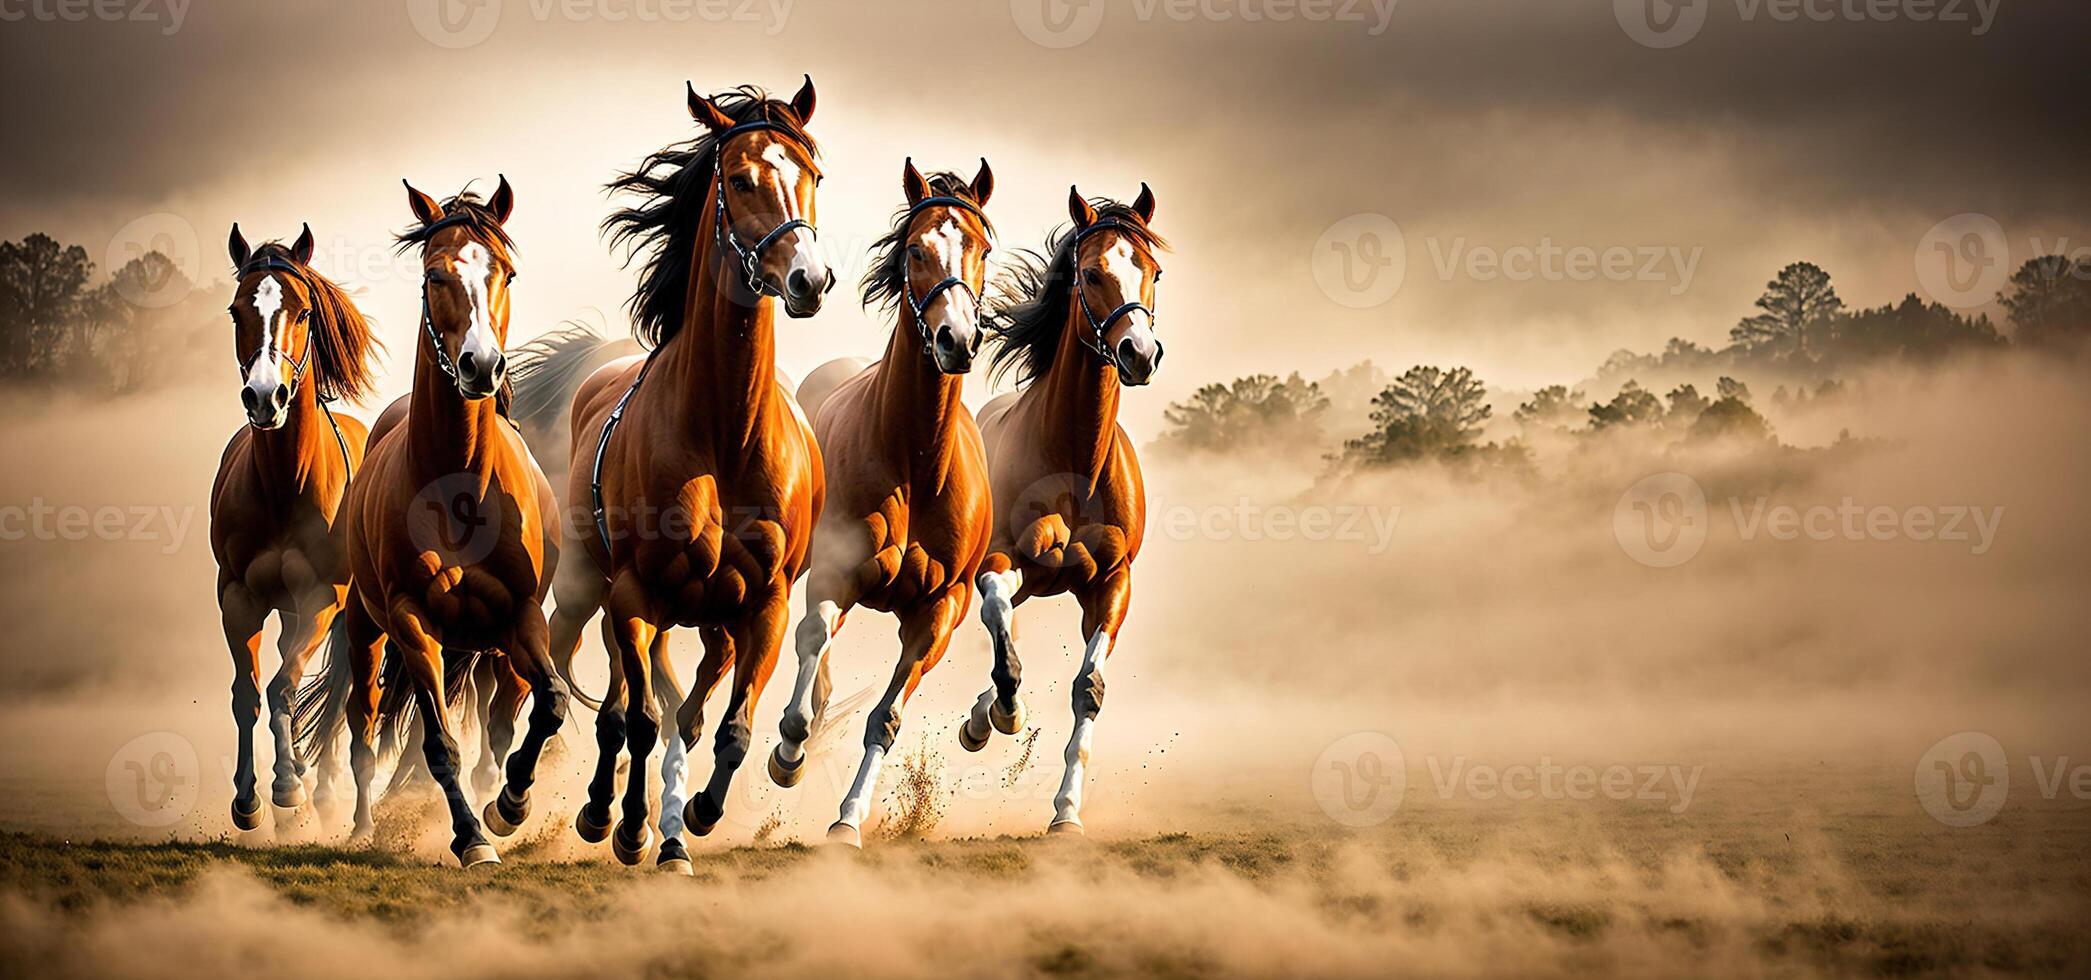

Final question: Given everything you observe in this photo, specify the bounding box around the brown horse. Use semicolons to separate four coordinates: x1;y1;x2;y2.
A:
337;178;567;866
540;80;829;873
962;186;1166;834
767;160;996;847
210;225;381;830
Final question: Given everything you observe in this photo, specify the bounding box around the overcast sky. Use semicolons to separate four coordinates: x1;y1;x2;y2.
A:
3;0;2085;422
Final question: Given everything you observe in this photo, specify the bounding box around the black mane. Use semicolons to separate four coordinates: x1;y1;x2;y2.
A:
861;172;993;315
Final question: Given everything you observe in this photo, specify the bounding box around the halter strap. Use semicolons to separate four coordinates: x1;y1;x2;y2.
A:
233;254;317;400
711;120;824;300
1067;220;1159;367
900;195;992;357
589;346;664;560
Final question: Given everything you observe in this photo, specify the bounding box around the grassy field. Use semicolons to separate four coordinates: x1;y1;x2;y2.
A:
2;767;2087;979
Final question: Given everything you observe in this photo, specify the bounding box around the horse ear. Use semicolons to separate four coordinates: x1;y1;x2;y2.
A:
490;175;515;224
687;82;735;133
403;180;442;227
291;223;314;264
227;223;251;268
790;74;816;124
971;158;995;206
1133;182;1157;224
901;157;928;207
1068;186;1097;230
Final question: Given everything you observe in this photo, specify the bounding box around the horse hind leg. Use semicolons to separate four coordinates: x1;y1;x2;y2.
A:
482;603;567;843
771;592;846;786
962;565;1027;751
1051;581;1128;835
682;595;789;840
472;656;524;796
265;604;339;814
392;607;498;868
606;587;662;866
575;614;628;845
341;601;386;841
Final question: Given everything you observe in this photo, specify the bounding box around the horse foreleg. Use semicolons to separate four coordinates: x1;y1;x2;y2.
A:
657;628;732;872
575;614;628;845
482;602;565;841
962;564;1027;751
219;582;268;831
683;593;789;839
342;600;386;841
772;585;847;786
1051;575;1130;835
830;591;963;847
606;582;662;866
467;656;499;795
265;603;337;812
391;605;497;868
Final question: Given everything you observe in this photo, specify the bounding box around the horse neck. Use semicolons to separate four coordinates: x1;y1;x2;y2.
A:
872;307;967;476
652;207;778;450
251;381;341;502
408;324;503;473
1038;308;1121;484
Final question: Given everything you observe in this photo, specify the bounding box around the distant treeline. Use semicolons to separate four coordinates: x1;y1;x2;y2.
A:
0;233;230;393
1156;257;2091;472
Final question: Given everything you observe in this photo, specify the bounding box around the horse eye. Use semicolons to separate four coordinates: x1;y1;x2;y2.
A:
1084;268;1102;286
908;245;925;261
730;175;755;192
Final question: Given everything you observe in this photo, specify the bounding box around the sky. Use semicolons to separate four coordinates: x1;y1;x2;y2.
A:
3;0;2086;420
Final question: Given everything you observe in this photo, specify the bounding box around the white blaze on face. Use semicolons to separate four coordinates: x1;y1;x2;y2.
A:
453;242;501;366
758;141;826;286
1096;237;1153;334
245;275;286;384
918;216;978;326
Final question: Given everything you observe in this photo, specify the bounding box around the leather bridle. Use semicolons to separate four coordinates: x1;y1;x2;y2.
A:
233;253;313;397
1068;218;1162;371
901;194;992;358
711;120;827;300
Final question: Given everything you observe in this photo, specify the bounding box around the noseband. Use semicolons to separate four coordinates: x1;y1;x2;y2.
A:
902;195;991;358
411;212;509;383
712;120;825;300
1069;219;1160;369
234;253;313;396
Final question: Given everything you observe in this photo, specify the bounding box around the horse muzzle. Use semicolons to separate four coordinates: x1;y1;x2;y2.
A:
242;379;291;429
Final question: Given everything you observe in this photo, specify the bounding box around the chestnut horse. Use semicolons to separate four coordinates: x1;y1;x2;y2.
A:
210;225;380;830
542;80;828;873
962;186;1166;834
768;160;997;847
337;179;567;866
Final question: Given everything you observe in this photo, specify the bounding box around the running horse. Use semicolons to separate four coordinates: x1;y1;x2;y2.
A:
210;225;381;830
962;186;1166;834
542;80;829;873
768;160;996;847
337;178;567;866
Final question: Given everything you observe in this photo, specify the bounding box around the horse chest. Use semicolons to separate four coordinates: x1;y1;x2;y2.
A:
638;512;795;625
409;557;526;645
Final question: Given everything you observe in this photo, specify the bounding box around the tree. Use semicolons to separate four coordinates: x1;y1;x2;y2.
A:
1715;376;1751;403
1588;380;1663;430
1513;384;1585;433
0;233;94;376
1342;365;1493;465
1664;383;1709;427
1158;372;1328;456
1688;396;1775;445
1999;255;2091;349
1731;261;1843;358
1828;293;2003;364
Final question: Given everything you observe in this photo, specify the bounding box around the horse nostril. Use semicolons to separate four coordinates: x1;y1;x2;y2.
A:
272;385;289;409
787;269;812;299
488;353;507;385
457;350;478;382
241;387;259;410
1118;337;1138;362
936;326;959;353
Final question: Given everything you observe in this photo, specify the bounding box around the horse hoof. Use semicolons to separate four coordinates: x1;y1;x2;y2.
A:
656;838;692;876
1048;817;1086;837
958;720;989;753
990;698;1026;736
574;805;612;844
483;791;529;838
768;745;806;788
231;797;264;832
271;779;308;810
611;821;652;866
684;795;724;838
457;841;501;869
826;822;863;849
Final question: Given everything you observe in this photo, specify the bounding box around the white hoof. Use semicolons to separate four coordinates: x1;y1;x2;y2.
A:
768;743;806;788
1048;817;1085;836
958;718;989;753
483;793;527;837
231;797;264;832
657;856;693;876
458;842;501;868
825;822;863;849
612;822;652;866
990;697;1027;735
271;779;308;810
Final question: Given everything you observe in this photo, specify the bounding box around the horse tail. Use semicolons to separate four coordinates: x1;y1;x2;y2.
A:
375;648;483;770
291;616;352;766
508;321;631;462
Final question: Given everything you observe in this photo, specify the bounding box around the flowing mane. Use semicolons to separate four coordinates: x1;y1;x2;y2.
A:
238;242;384;404
861;171;993;314
985;199;1166;387
602;85;820;348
